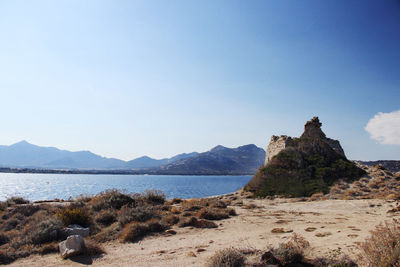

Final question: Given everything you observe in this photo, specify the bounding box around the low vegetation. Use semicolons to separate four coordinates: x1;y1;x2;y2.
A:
358;219;400;267
208;233;357;266
207;248;246;267
0;190;236;264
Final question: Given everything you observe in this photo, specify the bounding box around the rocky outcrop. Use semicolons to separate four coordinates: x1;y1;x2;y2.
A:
246;117;365;197
59;235;85;259
264;117;345;166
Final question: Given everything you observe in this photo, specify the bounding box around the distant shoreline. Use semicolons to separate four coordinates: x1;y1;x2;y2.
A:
0;167;254;176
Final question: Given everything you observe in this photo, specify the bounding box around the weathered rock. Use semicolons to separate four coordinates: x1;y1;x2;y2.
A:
246;117;365;197
63;224;89;237
59;235;85;259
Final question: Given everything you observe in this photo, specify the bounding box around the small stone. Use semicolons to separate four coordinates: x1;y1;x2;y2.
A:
197;248;206;252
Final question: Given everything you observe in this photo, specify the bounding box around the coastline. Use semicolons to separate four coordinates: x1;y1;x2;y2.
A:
0;167;255;176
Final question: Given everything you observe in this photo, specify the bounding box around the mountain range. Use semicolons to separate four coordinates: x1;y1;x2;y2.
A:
0;141;265;175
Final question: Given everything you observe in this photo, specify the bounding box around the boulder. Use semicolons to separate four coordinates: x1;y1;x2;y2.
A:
59;235;85;259
63;224;89;237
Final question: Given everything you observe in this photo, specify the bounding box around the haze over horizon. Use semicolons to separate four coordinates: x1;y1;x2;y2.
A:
1;1;399;161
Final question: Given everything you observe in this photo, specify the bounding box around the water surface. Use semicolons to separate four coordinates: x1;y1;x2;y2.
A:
0;173;252;201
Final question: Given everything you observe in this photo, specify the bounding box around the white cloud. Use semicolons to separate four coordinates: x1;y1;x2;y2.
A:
365;110;400;145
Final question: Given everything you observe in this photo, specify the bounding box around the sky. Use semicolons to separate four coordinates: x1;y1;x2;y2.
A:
0;0;399;161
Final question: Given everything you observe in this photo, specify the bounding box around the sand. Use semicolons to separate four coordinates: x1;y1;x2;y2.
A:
9;195;399;266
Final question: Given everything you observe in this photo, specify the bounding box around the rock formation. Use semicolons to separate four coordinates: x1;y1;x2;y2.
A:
246;117;365;197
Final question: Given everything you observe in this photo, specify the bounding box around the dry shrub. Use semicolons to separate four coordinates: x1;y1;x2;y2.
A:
0;202;6;211
210;200;227;209
146;219;168;232
0;232;9;245
39;242;59;255
197;207;229;220
228;208;237;216
206;248;245;267
160;214;179;226
1;216;23;232
83;240;105;256
120;219;167;243
142;189;166;204
92;223;120;243
117;204;158;226
358;219;400;266
170;198;182;204
120;222;149;243
310;192;324;201
57;207;90;227
273;233;310;265
5;197;29;206
0;250;15;265
95;210;116;226
90;189;136;211
25;218;63;245
170;206;181;214
178;216;217;228
182;199;207;211
10;204;39;217
243;203;258;209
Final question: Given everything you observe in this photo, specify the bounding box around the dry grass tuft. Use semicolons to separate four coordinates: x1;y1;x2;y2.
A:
358;219;400;266
206;248;245;267
273;233;310;265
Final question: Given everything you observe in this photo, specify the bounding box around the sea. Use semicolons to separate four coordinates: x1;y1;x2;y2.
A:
0;173;252;201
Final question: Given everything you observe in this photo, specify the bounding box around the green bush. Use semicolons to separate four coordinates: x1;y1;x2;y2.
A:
57;207;90;227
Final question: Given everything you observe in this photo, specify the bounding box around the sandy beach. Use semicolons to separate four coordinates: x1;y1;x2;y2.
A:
9;193;398;266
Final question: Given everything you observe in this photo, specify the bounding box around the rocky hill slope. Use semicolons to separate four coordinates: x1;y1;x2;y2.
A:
246;117;365;197
356;160;400;173
148;144;265;175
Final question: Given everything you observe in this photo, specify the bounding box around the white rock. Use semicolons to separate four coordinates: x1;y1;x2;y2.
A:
59;235;85;259
64;224;90;237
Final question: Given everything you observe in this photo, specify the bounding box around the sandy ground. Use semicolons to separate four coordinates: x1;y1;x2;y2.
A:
9;196;399;267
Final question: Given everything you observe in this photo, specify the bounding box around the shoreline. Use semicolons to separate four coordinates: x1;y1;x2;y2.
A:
0;168;254;176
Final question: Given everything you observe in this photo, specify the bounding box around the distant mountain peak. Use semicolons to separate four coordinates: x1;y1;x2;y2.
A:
11;140;33;146
210;145;227;152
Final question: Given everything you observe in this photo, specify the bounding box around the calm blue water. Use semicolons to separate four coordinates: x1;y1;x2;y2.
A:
0;173;252;201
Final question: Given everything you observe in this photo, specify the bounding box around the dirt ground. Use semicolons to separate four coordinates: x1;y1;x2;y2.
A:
9;194;399;267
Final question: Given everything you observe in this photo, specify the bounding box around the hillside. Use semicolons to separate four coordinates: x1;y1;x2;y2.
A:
148;144;265;175
246;117;365;197
0;141;264;174
356;160;400;173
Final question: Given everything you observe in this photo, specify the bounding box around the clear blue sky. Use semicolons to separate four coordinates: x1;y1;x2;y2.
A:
0;0;399;160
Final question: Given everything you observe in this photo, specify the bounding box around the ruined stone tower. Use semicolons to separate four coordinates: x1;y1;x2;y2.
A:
264;117;345;166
